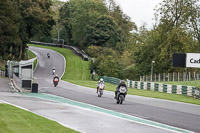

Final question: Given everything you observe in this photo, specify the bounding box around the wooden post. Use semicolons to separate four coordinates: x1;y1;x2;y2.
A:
163;73;165;81
178;72;179;81
189;72;191;81
168;73;170;81
173;72;174;82
159;73;160;82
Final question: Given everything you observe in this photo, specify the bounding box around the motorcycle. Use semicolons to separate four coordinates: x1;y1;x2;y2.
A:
97;83;105;97
52;69;55;75
116;86;127;104
47;53;50;59
53;78;59;87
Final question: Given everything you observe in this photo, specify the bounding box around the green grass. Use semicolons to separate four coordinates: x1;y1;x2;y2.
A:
27;50;37;70
0;57;6;70
0;104;78;133
28;44;200;105
28;44;91;80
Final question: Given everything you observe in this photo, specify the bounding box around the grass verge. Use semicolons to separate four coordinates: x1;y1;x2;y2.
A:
0;59;6;70
28;44;200;105
27;50;37;70
0;104;78;133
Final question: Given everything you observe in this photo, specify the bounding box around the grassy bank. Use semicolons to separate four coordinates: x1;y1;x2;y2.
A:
27;50;37;70
28;44;200;105
0;59;6;70
0;104;78;133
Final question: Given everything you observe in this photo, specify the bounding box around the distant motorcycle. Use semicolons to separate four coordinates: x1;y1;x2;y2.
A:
52;68;55;75
53;78;59;87
116;86;127;104
47;53;50;59
97;82;105;97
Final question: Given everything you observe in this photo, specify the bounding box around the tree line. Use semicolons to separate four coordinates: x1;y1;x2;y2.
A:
56;0;200;80
0;0;55;60
1;0;200;80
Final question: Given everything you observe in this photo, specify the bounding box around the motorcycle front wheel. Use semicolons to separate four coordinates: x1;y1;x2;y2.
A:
119;95;124;104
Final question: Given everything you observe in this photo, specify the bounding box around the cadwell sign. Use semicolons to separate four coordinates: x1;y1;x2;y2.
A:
186;53;200;68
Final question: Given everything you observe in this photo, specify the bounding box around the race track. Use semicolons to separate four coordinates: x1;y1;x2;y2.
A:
29;46;200;133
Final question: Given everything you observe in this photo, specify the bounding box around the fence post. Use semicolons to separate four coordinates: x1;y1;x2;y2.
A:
178;72;179;81
189;72;191;81
163;73;165;81
159;73;160;82
168;73;170;81
173;72;174;82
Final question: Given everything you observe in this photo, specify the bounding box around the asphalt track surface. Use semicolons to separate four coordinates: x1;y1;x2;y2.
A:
23;46;200;132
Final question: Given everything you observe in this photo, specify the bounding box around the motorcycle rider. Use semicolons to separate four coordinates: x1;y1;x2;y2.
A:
114;80;128;99
47;53;50;58
53;74;59;85
52;67;55;75
97;78;104;93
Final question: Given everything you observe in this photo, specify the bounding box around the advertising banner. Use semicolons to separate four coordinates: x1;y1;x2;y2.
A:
186;53;200;68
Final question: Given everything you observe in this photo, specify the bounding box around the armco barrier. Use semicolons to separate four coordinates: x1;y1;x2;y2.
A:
99;76;120;85
127;80;195;97
30;41;89;61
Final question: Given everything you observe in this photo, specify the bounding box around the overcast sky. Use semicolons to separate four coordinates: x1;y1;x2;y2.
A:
59;0;163;28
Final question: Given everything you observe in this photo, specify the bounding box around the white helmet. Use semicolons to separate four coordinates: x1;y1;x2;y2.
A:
100;78;103;82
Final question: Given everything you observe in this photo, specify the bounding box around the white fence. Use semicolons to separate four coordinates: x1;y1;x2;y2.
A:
140;72;200;82
0;70;5;77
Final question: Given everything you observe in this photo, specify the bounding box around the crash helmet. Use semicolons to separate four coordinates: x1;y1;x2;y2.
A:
100;78;104;82
121;80;125;84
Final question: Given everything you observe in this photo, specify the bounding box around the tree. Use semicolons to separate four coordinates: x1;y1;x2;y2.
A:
59;0;112;48
0;0;21;59
86;15;121;47
155;0;200;49
13;0;55;58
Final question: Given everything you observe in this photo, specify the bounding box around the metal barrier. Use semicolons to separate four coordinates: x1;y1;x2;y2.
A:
193;88;200;98
99;76;120;85
30;41;89;61
127;79;196;97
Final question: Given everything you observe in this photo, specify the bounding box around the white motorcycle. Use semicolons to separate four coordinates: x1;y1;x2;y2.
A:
97;83;105;97
52;69;55;75
116;86;127;104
